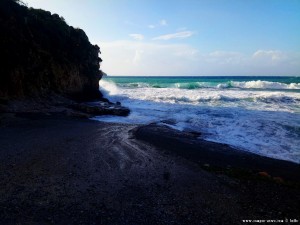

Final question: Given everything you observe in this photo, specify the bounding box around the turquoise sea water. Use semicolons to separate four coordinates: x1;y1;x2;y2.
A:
96;76;300;163
104;76;300;91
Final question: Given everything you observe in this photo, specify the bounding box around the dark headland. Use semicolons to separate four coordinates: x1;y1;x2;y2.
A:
0;1;299;224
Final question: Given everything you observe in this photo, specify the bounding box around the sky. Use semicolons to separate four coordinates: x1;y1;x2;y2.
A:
25;0;300;76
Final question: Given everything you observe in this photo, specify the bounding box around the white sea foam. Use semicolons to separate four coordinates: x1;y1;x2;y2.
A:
115;80;300;90
231;80;300;89
96;80;300;163
99;80;120;95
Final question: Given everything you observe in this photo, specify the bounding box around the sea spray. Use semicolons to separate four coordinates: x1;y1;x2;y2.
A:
99;79;120;95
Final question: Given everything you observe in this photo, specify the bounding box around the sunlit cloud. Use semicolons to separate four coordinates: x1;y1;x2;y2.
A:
152;31;194;41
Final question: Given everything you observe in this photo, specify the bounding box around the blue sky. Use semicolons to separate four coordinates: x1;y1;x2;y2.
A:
25;0;300;76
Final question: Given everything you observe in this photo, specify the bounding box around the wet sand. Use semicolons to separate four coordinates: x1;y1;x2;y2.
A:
0;114;299;224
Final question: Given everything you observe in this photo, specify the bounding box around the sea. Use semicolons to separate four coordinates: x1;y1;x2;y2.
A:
94;76;300;164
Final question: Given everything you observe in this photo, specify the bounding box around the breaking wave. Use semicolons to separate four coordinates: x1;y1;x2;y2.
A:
230;80;300;89
114;80;300;90
96;77;300;163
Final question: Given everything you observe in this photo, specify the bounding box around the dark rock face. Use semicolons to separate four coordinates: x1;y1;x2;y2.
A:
0;0;103;102
71;102;130;116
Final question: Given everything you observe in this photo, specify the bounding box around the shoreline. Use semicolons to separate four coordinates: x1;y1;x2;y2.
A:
99;76;300;165
0;114;299;224
133;123;300;182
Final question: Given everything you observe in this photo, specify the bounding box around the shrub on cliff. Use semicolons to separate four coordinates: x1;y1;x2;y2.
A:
0;0;103;101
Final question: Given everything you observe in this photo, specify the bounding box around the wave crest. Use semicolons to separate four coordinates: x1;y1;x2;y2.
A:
231;80;300;89
111;80;300;90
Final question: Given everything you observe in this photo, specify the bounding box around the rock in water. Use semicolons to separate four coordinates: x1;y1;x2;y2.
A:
71;102;130;116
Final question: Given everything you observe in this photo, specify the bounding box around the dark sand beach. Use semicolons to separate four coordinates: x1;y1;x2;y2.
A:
0;114;299;224
1;1;299;224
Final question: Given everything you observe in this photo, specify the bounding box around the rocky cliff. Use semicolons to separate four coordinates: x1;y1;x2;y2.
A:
0;0;103;102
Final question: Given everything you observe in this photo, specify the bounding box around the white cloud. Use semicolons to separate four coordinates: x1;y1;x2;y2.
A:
207;51;245;65
160;19;167;26
98;40;300;76
129;34;144;41
248;50;299;74
152;31;194;41
252;50;287;61
133;49;144;64
99;40;200;75
209;51;242;57
148;19;168;29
